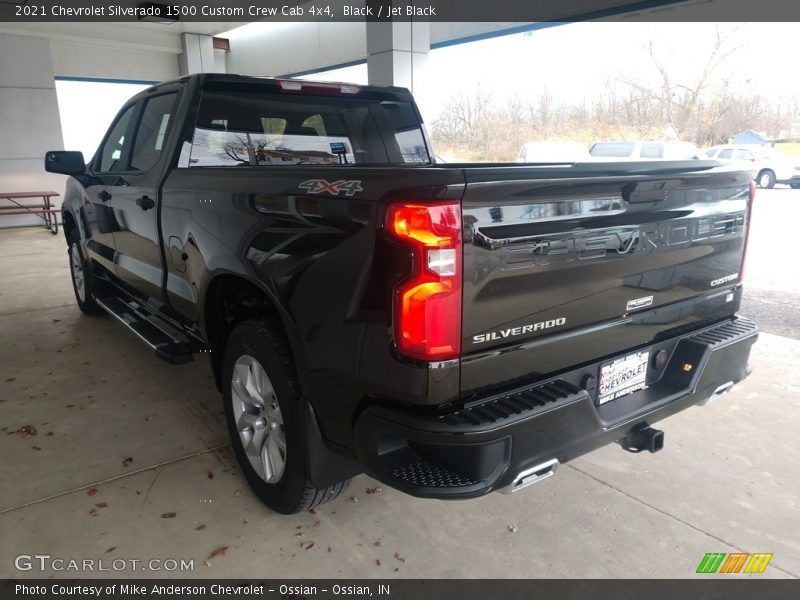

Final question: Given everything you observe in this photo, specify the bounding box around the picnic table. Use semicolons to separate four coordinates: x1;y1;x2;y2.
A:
0;191;60;234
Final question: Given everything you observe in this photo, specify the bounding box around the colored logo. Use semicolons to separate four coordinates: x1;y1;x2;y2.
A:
298;179;363;197
696;552;773;574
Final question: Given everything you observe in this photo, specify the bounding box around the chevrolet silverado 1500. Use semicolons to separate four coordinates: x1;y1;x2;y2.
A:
46;74;758;513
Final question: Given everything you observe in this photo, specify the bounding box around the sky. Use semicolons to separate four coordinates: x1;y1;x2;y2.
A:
55;22;800;159
300;22;800;125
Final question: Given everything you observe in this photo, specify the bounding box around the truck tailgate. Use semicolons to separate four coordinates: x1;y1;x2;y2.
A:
459;161;753;394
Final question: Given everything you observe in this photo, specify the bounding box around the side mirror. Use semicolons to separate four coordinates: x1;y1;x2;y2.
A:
45;151;86;176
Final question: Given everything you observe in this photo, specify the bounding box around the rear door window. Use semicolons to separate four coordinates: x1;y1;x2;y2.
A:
188;89;430;167
130;92;179;172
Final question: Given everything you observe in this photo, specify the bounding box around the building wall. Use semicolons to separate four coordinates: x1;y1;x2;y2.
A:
225;22;367;77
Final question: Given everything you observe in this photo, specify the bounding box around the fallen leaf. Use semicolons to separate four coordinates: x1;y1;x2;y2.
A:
310;521;321;529
295;532;304;537
394;567;399;572
122;457;133;467
507;524;518;533
145;416;155;421
87;488;98;496
327;546;331;553
46;432;54;436
12;425;37;438
95;502;108;509
208;546;230;560
207;471;214;480
350;496;359;503
394;552;406;563
32;446;42;451
295;525;302;529
105;547;116;554
203;561;211;568
195;524;206;531
366;486;382;495
161;512;176;519
233;490;241;497
53;319;60;323
308;508;317;514
303;542;315;550
374;541;381;547
376;559;381;566
89;509;98;517
5;378;15;382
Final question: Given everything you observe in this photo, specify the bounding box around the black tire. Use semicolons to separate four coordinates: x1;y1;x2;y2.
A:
67;231;104;315
222;318;350;514
756;170;776;189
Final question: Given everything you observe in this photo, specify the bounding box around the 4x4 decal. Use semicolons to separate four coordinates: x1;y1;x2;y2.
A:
298;179;364;197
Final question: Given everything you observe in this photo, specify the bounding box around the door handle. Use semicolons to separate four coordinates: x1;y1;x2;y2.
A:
97;190;112;202
136;196;155;211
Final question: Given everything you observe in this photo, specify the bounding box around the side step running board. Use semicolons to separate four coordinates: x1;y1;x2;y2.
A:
95;296;195;365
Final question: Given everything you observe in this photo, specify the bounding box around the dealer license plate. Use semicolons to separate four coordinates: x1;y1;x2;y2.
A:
597;350;650;405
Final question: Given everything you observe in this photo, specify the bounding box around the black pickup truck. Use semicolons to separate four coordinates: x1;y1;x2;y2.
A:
46;74;758;514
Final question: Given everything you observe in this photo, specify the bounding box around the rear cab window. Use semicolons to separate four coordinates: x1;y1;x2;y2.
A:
187;85;431;167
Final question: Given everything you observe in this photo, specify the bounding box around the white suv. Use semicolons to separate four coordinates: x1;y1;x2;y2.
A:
705;145;800;189
589;140;703;160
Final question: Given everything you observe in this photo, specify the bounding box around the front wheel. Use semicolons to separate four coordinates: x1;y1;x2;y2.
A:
756;170;776;189
68;233;104;315
222;319;349;514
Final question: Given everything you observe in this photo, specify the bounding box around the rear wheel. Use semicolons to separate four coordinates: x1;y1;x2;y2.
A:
756;169;776;189
68;232;104;315
222;319;349;513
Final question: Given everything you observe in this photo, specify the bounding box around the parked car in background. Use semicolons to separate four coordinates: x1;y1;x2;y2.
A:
517;141;590;163
589;140;703;160
705;144;800;189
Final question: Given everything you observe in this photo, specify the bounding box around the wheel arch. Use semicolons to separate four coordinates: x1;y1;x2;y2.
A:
201;272;308;394
62;209;77;242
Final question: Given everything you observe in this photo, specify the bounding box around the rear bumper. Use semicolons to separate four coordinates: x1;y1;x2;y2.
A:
352;317;758;499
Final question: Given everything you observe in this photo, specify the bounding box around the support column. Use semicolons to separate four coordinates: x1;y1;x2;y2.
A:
0;33;66;228
178;33;218;75
366;11;430;94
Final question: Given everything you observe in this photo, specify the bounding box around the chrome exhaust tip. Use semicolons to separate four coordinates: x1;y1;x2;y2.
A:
501;458;559;494
699;381;734;406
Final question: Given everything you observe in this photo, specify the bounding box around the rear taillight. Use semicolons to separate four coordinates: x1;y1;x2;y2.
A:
739;180;756;282
386;201;462;361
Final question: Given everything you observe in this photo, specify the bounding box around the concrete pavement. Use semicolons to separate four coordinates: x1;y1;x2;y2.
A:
0;204;797;579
